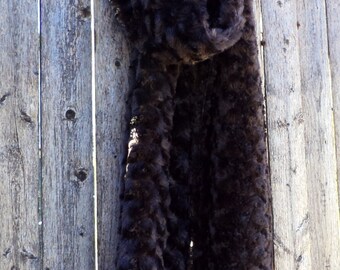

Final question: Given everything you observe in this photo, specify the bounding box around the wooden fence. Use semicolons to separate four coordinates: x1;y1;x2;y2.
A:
0;0;339;269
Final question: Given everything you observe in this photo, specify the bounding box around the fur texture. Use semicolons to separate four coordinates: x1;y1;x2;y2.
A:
111;0;273;269
112;0;245;64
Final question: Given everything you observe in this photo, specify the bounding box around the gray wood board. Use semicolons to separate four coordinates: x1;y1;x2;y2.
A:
326;0;340;210
40;1;95;269
0;1;40;269
297;0;340;268
260;0;340;269
95;0;131;268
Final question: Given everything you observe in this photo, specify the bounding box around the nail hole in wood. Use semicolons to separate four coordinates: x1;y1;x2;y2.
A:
75;169;88;182
80;6;91;18
78;226;86;237
65;109;76;121
115;60;121;68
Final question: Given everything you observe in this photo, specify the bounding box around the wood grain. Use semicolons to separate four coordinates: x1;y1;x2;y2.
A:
326;0;340;210
40;1;95;269
260;0;312;269
0;1;40;269
94;0;131;268
297;0;340;268
261;0;340;269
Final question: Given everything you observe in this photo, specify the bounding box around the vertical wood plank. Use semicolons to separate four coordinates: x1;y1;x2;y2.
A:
0;1;40;269
94;0;131;268
260;1;312;269
297;0;340;268
326;0;340;208
40;1;95;269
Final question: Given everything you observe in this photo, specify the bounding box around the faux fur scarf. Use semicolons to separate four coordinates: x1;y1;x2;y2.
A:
111;0;273;269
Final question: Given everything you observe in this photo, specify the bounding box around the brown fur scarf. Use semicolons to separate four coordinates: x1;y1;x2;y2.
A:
110;0;273;269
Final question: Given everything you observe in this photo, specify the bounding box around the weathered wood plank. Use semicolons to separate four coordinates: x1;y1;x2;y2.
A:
94;0;131;268
297;1;340;268
260;0;312;269
40;1;95;269
0;1;40;269
326;0;340;209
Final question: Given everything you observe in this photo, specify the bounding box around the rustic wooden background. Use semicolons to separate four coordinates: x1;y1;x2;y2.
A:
0;0;339;269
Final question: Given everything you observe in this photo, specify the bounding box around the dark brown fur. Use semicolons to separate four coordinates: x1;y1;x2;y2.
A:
110;0;273;269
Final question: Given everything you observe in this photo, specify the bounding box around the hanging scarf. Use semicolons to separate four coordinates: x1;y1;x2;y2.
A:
111;0;273;269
